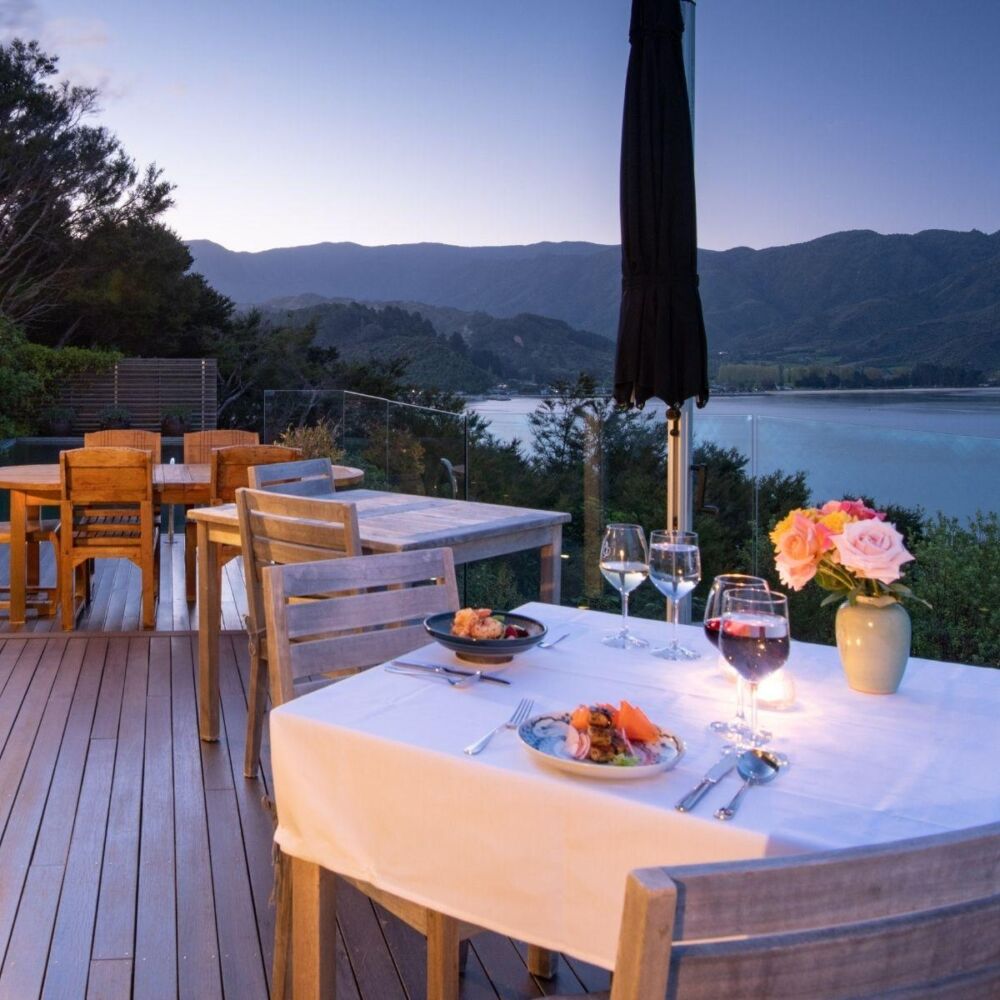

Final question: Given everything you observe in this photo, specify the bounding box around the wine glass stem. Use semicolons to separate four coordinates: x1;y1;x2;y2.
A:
621;591;630;636
736;676;746;722
748;681;759;740
670;595;680;650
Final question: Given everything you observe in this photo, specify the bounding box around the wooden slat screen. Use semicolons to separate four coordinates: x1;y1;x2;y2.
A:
59;358;218;432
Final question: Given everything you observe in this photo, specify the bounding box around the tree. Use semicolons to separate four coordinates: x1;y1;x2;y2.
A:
0;40;171;328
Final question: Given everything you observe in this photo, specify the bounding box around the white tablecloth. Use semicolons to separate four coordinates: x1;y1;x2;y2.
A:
270;602;1000;969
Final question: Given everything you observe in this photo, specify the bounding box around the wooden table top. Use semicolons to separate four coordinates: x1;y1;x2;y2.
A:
187;487;570;550
0;462;365;496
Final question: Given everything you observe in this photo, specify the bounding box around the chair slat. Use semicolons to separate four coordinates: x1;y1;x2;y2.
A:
274;548;455;599
285;583;456;638
287;623;431;679
666;895;1000;1000
248;458;335;496
664;821;1000;940
210;445;302;504
183;429;258;464
84;430;162;464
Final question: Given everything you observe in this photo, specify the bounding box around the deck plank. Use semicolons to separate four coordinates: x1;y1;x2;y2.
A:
170;634;223;1000
91;637;149;960
0;639;83;961
43;739;117;999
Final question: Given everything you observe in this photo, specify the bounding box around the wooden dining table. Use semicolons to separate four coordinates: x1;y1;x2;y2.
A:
187;488;571;742
269;602;1000;990
0;462;365;625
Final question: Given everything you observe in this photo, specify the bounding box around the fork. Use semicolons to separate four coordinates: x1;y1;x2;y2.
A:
463;698;534;755
386;664;478;688
538;631;570;649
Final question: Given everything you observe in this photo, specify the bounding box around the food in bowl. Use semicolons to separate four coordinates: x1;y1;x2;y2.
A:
451;608;531;641
565;701;665;766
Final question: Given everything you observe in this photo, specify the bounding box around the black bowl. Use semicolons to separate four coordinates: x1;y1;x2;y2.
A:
423;611;547;664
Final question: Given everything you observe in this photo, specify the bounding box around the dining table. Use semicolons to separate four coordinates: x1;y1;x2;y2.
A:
268;601;1000;990
0;461;365;625
187;489;570;741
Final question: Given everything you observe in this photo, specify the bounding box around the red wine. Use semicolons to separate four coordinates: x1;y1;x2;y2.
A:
719;613;789;683
703;617;722;647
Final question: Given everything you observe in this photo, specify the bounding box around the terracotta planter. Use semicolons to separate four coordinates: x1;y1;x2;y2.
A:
835;596;911;694
162;415;185;436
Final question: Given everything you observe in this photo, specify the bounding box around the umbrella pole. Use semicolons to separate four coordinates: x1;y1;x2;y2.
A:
666;400;694;623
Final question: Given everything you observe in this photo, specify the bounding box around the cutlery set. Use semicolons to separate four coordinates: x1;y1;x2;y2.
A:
676;748;783;820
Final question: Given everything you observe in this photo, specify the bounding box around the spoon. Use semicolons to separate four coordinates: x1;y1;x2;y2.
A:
714;749;781;821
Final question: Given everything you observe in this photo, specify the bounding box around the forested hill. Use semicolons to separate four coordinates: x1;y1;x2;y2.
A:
190;229;1000;369
255;298;614;393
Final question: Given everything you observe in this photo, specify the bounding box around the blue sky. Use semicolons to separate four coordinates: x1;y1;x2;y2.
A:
6;0;999;251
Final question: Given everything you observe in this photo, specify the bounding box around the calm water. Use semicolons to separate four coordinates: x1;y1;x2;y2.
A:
470;389;1000;520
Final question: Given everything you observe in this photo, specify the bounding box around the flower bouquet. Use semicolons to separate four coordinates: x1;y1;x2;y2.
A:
770;499;924;606
770;499;925;693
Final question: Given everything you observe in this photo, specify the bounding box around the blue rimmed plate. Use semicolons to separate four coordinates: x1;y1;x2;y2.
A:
517;712;685;780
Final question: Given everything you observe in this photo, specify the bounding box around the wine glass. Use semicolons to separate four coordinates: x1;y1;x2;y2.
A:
648;530;701;660
705;575;770;741
718;590;790;748
599;524;649;649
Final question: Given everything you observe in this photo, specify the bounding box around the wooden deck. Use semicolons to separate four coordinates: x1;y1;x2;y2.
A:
0;542;609;998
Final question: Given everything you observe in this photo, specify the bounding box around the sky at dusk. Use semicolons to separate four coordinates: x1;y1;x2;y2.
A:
5;0;1000;252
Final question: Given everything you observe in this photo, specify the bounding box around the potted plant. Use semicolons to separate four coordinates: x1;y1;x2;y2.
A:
770;499;928;694
97;404;132;430
42;405;76;436
161;407;189;436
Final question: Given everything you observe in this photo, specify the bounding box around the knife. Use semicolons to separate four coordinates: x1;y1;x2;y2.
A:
391;659;511;686
675;755;738;813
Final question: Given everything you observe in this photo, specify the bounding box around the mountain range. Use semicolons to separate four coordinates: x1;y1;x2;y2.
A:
188;228;1000;371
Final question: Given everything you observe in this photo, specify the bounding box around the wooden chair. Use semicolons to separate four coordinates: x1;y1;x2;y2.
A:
84;429;162;464
59;448;158;629
182;429;259;465
236;486;362;779
550;821;1000;1000
262;548;474;1000
0;517;61;618
183;444;300;601
247;457;336;497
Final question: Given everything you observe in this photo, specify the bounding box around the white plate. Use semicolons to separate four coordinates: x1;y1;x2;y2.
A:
517;713;685;781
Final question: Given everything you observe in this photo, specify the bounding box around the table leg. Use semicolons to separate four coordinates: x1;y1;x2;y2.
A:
9;490;27;626
527;944;557;978
26;505;40;588
539;527;562;605
291;858;337;1000
197;522;221;741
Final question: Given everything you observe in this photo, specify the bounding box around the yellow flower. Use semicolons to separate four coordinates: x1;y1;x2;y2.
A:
819;510;851;535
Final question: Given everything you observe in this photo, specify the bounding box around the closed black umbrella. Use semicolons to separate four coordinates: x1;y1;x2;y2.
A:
613;0;708;412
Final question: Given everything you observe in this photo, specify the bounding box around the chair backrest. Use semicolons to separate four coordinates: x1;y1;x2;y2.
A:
84;430;162;464
262;548;459;705
607;822;1000;1000
60;447;153;504
209;445;301;504
247;457;336;497
236;487;362;643
183;429;259;465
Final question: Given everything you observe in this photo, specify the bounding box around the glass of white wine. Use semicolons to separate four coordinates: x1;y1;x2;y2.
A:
648;530;701;660
599;523;649;649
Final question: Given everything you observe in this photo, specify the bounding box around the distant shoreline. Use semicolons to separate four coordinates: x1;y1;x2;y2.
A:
717;386;1000;398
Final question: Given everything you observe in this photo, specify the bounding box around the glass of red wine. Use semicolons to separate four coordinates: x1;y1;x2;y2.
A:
705;574;769;741
718;589;790;748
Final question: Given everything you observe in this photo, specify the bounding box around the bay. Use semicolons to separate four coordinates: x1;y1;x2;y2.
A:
469;389;1000;520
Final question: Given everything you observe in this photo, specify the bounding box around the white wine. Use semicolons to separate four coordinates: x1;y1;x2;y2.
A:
600;560;648;594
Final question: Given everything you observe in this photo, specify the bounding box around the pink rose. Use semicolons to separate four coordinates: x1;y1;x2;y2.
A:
774;513;831;590
820;499;885;521
832;520;913;585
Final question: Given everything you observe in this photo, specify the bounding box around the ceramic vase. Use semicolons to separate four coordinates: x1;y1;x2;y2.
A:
835;595;911;694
